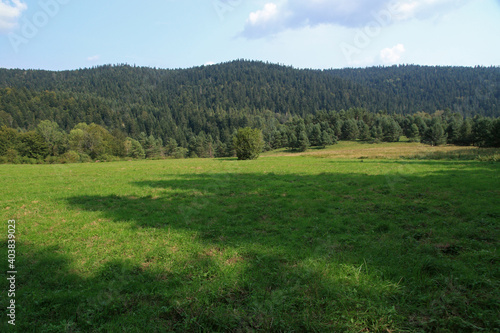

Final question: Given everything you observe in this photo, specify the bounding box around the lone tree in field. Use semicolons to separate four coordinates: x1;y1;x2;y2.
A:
233;127;264;160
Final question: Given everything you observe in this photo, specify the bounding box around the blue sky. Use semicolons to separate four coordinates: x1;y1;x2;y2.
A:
0;0;499;70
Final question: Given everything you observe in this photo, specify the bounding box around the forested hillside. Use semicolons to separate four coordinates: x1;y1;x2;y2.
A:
329;65;499;117
0;61;499;163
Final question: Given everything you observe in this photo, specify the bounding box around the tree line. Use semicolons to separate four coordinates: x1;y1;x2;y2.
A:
0;61;499;163
1;108;499;164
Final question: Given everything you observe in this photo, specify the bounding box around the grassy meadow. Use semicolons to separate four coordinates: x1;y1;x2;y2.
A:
1;142;499;332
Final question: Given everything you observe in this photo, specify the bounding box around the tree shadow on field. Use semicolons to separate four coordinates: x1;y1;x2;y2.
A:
61;164;499;331
0;240;234;332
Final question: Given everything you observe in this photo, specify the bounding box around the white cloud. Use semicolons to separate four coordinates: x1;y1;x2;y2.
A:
391;0;467;20
240;0;472;39
248;3;279;26
87;55;100;62
204;61;216;66
241;2;288;38
380;44;406;64
0;0;27;33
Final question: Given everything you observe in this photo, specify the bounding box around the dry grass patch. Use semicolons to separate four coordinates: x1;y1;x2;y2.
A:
266;141;486;159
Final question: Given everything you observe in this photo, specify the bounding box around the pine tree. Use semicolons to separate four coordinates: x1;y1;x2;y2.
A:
188;136;199;158
458;118;473;146
370;126;383;143
472;117;492;147
358;120;371;141
310;124;322;146
164;138;178;156
297;131;310;152
381;117;402;142
422;123;447;146
320;130;333;148
341;119;359;140
126;138;145;159
490;119;500;147
446;119;462;144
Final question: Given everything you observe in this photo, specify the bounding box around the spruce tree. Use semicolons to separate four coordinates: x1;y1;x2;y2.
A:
320;130;333;148
472;117;492;147
297;131;310;152
358;121;371;141
422;123;447;146
310;124;322;146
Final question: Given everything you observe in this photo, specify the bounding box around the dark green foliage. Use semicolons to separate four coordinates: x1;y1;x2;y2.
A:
0;125;19;155
36;120;67;156
18;131;50;159
341;119;360;140
297;131;310;152
164;138;178;157
233;127;264;160
110;129;127;157
0;62;500;163
408;124;420;142
309;124;322;146
270;130;284;149
0;110;13;127
83;124;115;159
172;147;188;159
491;118;500;147
358;120;371;141
457;118;473;146
370;125;384;143
141;134;164;158
446;118;462;144
320;130;334;147
380;117;402;142
330;65;500;117
472;117;493;147
422;122;448;146
125;138;145;159
414;116;428;137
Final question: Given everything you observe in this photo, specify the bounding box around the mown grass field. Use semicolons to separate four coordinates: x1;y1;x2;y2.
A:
1;142;499;332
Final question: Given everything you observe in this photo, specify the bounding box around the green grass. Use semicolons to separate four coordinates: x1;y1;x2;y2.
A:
1;144;499;332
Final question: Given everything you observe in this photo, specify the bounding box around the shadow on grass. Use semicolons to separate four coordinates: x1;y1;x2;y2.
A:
1;239;405;332
8;165;498;331
0;241;235;332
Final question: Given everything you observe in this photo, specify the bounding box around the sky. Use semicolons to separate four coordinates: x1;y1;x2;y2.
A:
0;0;499;70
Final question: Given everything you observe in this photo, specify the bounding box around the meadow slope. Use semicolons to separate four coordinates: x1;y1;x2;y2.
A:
1;147;499;332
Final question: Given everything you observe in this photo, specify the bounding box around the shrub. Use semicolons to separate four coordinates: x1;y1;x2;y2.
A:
233;127;264;160
20;156;39;164
5;149;20;163
45;156;59;164
98;154;121;162
172;147;188;159
62;150;81;163
79;153;92;163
